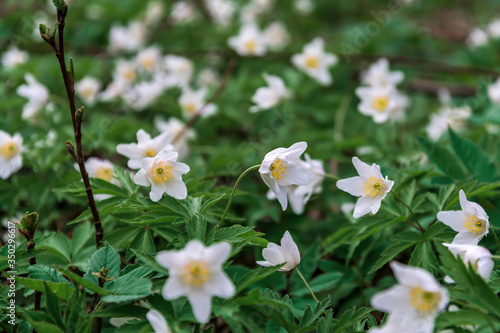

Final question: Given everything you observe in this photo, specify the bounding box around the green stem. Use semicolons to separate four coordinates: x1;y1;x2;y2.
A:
324;173;340;181
391;191;424;232
491;230;500;254
492;255;500;260
294;267;319;303
217;165;260;230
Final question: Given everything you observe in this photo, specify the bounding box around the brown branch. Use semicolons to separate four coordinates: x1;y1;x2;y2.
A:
42;3;104;249
172;58;238;144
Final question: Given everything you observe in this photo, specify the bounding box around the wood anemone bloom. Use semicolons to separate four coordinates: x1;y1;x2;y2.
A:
257;231;301;272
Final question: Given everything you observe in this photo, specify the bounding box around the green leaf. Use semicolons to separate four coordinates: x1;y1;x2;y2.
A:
23;311;65;333
83;241;121;288
55;266;109;296
44;282;64;329
126;228;155;261
28;264;73;286
299;296;331;328
416;137;468;181
408;241;438;273
17;277;74;301
235;264;284;293
331;307;372;333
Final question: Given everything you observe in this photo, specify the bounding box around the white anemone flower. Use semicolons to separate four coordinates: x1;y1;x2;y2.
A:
259;141;311;211
1;46;29;69
163;55;193;88
204;0;235;27
81;157;121;200
109;20;146;53
488;19;500;39
437;190;489;245
75;76;101;106
16;74;49;119
370;262;449;333
257;231;300;271
134;150;189;202
425;105;471;140
443;243;494;281
488;78;500;104
467;28;489;49
361;58;404;87
170;1;197;25
336;157;394;219
135;46;162;73
0;131;23;180
250;74;290;113
157;240;235;323
264;22;290;50
291;37;338;86
355;85;402;123
116;129;173;169
144;1;165;26
295;0;314;14
146;309;170;333
228;24;267;56
155;117;195;160
124;80;164;111
114;60;138;85
197;68;219;87
179;87;216;119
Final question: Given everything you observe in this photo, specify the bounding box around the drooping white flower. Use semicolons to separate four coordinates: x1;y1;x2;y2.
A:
146;309;170;333
75;76;101;106
124;80;164;111
361;58;404;87
291;37;338;86
163;55;193;88
197;68;219;87
170;1;197;24
134;150;189;202
295;0;314;14
204;0;235;27
437;190;489;245
1;46;29;69
178;87;216;119
109;20;147;53
467;28;489;49
16;74;50;119
157;240;235;323
336;157;394;219
155;117;195;160
370;262;449;333
117;129;173;169
355;85;403;123
488;78;500;104
135;46;162;73
425;105;471;140
443;243;494;281
264;22;290;50
250;74;290;113
487;19;500;39
259;142;311;211
228;24;267;57
257;231;300;271
0;131;23;180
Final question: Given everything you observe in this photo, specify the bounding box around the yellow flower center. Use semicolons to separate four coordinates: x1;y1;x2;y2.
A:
0;141;19;159
410;286;441;314
142;57;155;71
96;166;113;182
182;260;210;287
372;96;389;112
463;214;486;234
82;87;94;99
363;177;386;197
150;161;172;184
184;103;197;114
245;40;257;53
270;158;287;181
305;56;320;69
124;68;136;81
146;149;156;157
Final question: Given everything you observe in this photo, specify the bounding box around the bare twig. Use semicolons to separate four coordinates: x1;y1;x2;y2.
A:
41;3;104;249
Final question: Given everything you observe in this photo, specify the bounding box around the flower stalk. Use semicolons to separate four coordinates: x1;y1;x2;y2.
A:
294;267;319;303
391;191;424;232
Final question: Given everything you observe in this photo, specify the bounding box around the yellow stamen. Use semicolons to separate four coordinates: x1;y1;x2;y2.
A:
270;158;287;181
184;103;197;114
363;177;386;197
124;68;136;81
150;161;172;184
96;166;113;182
410;286;441;314
305;56;320;69
146;149;156;157
142;58;155;71
372;96;389;112
463;214;486;234
182;260;210;287
0;141;19;159
245;40;257;53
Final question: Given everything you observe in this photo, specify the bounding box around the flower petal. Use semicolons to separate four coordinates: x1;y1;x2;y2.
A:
371;284;411;313
336;176;364;197
436;211;467;232
352;196;377;218
281;231;300;269
187;291;212;323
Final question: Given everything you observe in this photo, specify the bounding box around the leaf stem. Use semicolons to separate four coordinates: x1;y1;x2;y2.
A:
217;165;261;230
294;267;319;303
391;191;424;233
324;173;340;181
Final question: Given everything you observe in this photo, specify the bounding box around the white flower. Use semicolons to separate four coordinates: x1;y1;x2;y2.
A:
144;1;165;26
157;240;235;323
437;190;489;245
114;60;138;85
179;87;216;119
257;231;300;271
295;0;314;14
370;262;449;333
124;80;164;111
467;28;489;49
116;129;173;169
361;58;404;87
197;68;219;87
16;74;49;119
155;117;195;159
134;150;189;202
163;55;193;88
100;80;129;102
488;78;500;104
75;76;101;106
170;1;197;24
250;74;290;113
109;20;146;53
355;85;403;123
264;22;290;50
487;19;500;39
443;243;494;281
291;37;338;85
80;157;120;200
0;131;23;180
146;309;170;333
336;157;394;219
204;0;235;27
259;142;311;211
425;105;471;140
135;46;162;73
1;46;29;69
228;24;267;56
